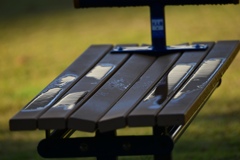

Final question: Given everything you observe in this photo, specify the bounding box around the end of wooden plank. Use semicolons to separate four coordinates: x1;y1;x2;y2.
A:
9;44;113;131
9;114;37;131
68;117;96;132
98;117;126;133
157;40;240;127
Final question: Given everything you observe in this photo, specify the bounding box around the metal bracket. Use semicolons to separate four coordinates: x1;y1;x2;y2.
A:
111;3;208;55
38;127;174;160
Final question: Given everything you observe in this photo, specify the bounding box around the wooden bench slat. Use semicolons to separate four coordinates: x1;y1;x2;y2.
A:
157;40;240;126
68;54;157;132
98;52;181;132
38;51;130;130
10;41;240;133
127;42;214;127
9;45;112;131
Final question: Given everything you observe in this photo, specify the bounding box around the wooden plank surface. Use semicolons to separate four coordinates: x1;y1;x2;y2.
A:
68;54;156;132
157;40;240;126
9;45;112;130
98;52;181;132
127;42;214;127
9;41;240;132
38;51;130;129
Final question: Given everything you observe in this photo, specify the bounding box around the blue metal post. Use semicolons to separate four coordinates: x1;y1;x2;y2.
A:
150;4;166;52
111;2;208;54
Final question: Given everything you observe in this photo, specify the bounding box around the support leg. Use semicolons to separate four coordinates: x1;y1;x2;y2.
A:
96;130;118;160
153;126;173;160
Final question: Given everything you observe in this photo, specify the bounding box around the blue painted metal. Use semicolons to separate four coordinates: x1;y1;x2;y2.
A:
111;3;208;55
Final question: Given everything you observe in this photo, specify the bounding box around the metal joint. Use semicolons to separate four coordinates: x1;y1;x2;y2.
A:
111;3;208;55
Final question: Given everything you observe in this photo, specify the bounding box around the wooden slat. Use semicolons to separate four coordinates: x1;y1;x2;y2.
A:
9;45;112;131
98;52;181;132
157;40;240;126
127;42;214;127
68;54;157;132
38;52;130;130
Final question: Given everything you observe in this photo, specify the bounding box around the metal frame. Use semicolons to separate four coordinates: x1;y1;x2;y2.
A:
37;79;222;160
38;127;174;160
111;3;207;55
38;87;208;160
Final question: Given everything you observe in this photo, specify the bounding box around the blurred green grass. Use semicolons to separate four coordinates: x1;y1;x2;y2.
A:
0;0;240;159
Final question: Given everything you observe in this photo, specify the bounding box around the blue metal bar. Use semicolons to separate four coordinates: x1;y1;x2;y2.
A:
150;4;166;51
111;3;208;55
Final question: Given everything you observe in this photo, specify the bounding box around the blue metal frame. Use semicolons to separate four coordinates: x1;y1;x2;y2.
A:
111;3;208;55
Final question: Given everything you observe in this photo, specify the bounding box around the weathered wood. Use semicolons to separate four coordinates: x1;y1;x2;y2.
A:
9;45;112;130
127;42;214;127
157;40;240;126
38;51;130;130
9;41;240;160
68;54;156;132
9;41;240;133
98;52;181;132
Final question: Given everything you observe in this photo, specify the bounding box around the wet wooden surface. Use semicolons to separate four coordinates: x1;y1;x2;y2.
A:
10;41;240;132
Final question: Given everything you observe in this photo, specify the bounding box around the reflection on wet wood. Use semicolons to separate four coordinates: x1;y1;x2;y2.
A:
9;41;240;132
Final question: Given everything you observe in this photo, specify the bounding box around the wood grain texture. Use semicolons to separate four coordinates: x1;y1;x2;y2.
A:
38;51;130;130
98;52;181;132
9;45;112;130
157;40;240;126
127;42;215;127
68;54;156;132
10;41;240;132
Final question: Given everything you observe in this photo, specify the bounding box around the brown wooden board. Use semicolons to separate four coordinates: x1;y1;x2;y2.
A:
9;45;112;130
98;52;181;132
9;41;240;133
127;42;214;127
38;52;130;130
68;54;157;132
157;40;240;126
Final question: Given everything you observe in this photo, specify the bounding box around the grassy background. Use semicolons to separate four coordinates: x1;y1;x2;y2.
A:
0;0;240;159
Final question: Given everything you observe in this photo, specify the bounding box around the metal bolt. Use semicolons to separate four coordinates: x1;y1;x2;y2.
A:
117;46;123;51
80;143;89;152
122;142;131;151
195;44;200;49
